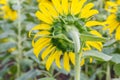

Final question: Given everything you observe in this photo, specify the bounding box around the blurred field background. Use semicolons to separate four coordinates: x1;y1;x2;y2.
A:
0;0;120;80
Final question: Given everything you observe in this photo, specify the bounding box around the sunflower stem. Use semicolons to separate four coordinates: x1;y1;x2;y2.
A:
16;0;22;77
75;52;81;80
68;28;83;80
106;62;111;80
75;42;84;80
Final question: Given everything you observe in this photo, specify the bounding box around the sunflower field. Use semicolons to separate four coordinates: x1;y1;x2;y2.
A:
0;0;120;80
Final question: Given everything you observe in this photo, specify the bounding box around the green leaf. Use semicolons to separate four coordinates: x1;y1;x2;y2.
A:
112;78;120;80
0;32;9;39
103;39;116;47
20;58;33;71
0;31;16;39
24;49;40;63
0;42;16;52
16;69;42;80
0;64;10;77
80;72;89;80
111;54;120;64
80;33;106;42
83;50;112;61
39;77;55;80
114;64;120;76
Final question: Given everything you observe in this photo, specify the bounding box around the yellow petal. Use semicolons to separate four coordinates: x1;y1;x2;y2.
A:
103;19;116;30
62;0;68;15
39;3;53;21
32;32;49;47
52;0;62;14
107;14;116;21
0;0;6;4
80;3;94;18
41;45;56;60
90;30;102;37
35;11;53;24
84;10;99;18
63;52;70;72
87;42;102;51
109;22;119;34
29;24;51;37
32;31;50;49
10;11;17;21
39;3;58;18
115;26;120;40
1;5;17;21
80;59;85;66
33;31;50;40
86;21;103;27
71;0;79;14
105;1;117;13
33;39;50;58
33;38;50;47
55;50;62;68
104;14;117;30
83;42;91;51
90;57;93;63
73;0;87;15
46;50;56;70
69;52;75;65
117;0;120;5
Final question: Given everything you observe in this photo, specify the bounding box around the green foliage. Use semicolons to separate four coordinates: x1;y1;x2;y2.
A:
39;78;55;80
111;54;120;64
83;50;112;61
16;70;42;80
114;64;120;76
80;33;106;42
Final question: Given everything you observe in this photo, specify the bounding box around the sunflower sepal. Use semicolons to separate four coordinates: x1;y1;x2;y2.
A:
116;10;120;21
80;33;106;42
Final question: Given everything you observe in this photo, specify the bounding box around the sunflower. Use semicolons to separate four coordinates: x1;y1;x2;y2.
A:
104;0;120;40
105;1;118;13
29;0;103;72
0;0;17;21
105;0;120;13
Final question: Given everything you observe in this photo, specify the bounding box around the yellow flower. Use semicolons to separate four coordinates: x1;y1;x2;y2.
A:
105;1;117;13
105;0;120;13
103;14;120;40
104;0;120;40
29;0;103;72
117;0;120;5
0;0;17;21
7;47;16;52
0;0;6;4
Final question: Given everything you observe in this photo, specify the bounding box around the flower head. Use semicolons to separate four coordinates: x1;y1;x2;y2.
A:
30;0;103;71
104;0;120;40
0;0;17;21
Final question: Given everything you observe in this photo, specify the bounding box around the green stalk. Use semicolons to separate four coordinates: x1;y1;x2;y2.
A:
74;42;84;80
75;51;81;80
106;62;111;80
16;0;22;77
68;28;84;80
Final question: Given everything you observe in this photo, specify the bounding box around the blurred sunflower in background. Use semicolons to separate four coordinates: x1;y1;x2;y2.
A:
0;0;17;21
29;0;104;72
104;0;120;40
